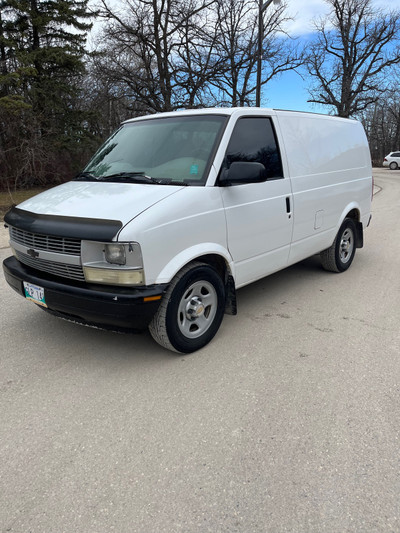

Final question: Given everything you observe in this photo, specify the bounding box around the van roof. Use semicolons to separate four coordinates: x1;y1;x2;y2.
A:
123;107;357;123
124;108;252;123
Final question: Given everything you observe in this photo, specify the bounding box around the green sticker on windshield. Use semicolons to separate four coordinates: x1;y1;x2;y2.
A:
190;164;199;175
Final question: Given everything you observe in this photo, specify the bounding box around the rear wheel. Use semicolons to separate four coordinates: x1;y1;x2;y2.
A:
149;262;225;353
320;218;357;272
389;161;398;170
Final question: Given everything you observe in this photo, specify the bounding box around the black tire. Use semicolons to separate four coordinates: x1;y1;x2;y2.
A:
149;262;226;353
320;218;357;273
389;161;398;170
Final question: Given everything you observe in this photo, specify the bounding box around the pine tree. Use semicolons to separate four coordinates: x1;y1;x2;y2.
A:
0;0;93;189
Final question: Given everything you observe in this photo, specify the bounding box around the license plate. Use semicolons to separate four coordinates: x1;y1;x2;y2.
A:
23;282;47;308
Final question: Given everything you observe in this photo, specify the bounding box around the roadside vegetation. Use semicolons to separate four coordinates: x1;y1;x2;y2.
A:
1;0;400;193
0;188;48;220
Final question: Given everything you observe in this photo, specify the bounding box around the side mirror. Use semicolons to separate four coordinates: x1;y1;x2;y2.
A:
219;161;267;186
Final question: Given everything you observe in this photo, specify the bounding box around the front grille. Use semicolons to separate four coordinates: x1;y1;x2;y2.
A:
15;250;85;281
10;226;81;255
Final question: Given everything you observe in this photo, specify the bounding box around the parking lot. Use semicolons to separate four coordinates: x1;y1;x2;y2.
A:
1;168;399;532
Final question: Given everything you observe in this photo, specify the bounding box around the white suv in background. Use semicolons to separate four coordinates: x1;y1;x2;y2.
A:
383;151;400;170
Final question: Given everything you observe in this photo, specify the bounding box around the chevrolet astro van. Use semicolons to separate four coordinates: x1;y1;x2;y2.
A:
3;108;373;353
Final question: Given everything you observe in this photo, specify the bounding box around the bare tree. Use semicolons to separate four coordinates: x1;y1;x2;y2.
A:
306;0;400;117
212;0;303;106
94;0;303;112
96;0;221;113
173;5;224;108
359;78;400;165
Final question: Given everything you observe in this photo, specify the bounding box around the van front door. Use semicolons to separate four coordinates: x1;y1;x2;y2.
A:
219;116;293;288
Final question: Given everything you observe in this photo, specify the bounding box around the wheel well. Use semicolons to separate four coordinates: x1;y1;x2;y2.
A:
346;208;360;223
194;254;228;280
345;209;363;248
189;254;237;316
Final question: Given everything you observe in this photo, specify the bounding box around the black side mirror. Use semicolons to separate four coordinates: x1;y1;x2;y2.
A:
219;161;267;186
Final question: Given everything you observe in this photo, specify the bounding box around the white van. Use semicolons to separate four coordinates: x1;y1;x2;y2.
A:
3;108;373;353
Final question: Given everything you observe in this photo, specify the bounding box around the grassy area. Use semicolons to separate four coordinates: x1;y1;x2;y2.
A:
0;188;47;220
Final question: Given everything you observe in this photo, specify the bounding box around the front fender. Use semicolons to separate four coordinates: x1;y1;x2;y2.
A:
154;243;235;285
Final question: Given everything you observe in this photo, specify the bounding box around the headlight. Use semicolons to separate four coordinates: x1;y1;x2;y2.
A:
105;243;126;265
81;240;144;286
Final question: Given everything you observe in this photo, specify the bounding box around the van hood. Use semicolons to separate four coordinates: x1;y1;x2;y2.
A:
16;181;185;227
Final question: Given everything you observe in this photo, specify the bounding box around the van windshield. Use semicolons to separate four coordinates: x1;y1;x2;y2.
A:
82;115;228;185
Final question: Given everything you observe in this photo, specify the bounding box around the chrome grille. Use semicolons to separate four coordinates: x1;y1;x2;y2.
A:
10;226;81;255
15;250;85;281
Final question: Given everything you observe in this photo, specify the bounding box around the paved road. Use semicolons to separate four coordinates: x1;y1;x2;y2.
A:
1;169;399;532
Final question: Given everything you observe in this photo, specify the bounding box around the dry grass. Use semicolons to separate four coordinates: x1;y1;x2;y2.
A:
0;188;47;220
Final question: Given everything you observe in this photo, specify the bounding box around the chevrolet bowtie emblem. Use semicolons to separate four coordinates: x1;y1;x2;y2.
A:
27;248;39;258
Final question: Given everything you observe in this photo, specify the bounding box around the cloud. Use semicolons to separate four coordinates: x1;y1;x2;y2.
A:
284;0;330;35
283;0;400;36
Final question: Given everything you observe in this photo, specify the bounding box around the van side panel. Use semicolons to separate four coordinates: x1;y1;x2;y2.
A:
275;111;372;265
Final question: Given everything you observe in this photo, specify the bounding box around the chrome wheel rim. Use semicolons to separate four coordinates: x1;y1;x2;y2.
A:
177;280;218;339
339;228;354;263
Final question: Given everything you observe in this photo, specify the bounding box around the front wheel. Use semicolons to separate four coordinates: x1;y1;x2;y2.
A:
320;218;357;272
149;262;226;353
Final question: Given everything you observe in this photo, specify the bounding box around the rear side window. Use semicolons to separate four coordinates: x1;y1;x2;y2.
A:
391;152;400;157
222;117;283;180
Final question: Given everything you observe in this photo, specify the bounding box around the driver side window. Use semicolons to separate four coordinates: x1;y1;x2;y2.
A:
222;117;283;180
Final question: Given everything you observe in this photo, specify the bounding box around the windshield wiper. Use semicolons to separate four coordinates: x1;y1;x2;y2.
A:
74;172;99;181
74;171;190;186
99;172;162;184
162;179;190;186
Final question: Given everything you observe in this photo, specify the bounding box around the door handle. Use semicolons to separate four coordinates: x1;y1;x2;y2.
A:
286;197;292;218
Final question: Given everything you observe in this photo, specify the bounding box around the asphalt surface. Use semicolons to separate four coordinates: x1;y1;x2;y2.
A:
1;168;399;532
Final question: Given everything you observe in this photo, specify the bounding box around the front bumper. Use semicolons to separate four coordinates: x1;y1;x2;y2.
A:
3;256;167;331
